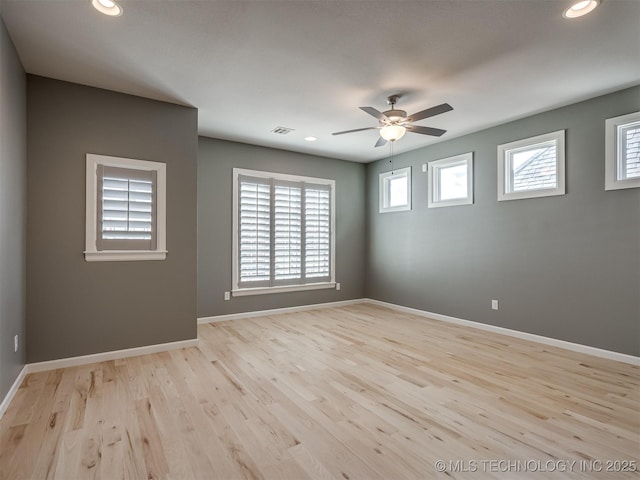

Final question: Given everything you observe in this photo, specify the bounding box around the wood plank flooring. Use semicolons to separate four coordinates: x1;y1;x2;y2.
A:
1;304;638;479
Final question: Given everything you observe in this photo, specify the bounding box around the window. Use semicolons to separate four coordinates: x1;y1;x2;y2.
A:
605;111;640;190
428;152;473;208
497;130;565;201
85;154;166;261
232;168;335;296
379;167;411;213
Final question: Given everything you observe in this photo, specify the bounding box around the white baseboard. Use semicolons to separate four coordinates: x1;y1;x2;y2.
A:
197;298;366;324
1;338;198;420
3;297;636;421
365;299;640;366
0;365;27;420
25;338;199;374
199;297;638;365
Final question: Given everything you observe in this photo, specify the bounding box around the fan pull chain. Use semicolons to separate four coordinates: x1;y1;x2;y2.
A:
390;141;394;174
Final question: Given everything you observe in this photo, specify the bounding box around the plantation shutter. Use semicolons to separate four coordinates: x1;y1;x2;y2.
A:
238;175;271;286
621;124;640;179
97;165;156;251
237;173;332;288
273;181;302;284
304;185;331;282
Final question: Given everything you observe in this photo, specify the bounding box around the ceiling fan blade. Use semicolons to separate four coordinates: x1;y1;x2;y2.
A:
360;106;389;123
406;125;447;137
332;126;378;136
374;136;387;148
407;103;453;122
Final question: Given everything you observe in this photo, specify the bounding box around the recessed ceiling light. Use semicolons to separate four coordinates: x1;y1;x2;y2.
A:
91;0;123;17
304;136;317;142
563;0;599;19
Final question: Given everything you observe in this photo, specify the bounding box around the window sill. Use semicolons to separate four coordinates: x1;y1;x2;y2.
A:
498;186;565;202
232;282;336;297
428;198;473;208
379;205;411;213
84;250;168;262
605;177;640;191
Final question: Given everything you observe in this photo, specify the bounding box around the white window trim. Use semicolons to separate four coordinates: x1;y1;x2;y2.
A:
85;154;167;262
428;152;474;208
605;111;640;191
231;168;336;297
497;130;565;201
379;167;412;213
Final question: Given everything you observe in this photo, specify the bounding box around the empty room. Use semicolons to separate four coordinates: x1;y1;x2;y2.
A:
0;0;638;478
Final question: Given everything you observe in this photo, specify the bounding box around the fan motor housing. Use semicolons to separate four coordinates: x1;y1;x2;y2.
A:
383;109;407;123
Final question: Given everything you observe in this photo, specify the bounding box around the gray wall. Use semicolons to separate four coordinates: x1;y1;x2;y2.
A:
27;76;198;362
367;87;640;356
198;137;366;317
0;18;27;400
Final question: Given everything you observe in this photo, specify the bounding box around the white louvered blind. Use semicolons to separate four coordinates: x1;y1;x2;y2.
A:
305;186;331;280
97;166;156;251
621;123;640;179
239;177;271;285
237;174;332;287
274;184;302;281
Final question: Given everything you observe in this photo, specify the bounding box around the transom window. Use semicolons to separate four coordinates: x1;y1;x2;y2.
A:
428;153;473;208
232;168;335;296
379;167;411;213
605;111;640;190
498;130;565;201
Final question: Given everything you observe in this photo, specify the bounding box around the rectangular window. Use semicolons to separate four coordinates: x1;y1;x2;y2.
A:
497;130;565;201
428;152;473;208
85;154;166;262
379;167;411;213
233;169;335;296
605;111;640;190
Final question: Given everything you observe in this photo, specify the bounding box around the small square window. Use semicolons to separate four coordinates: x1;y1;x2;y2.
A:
497;130;565;201
428;153;473;208
605;111;640;190
85;154;167;262
379;167;411;213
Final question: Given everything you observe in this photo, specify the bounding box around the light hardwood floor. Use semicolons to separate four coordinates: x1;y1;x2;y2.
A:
1;304;638;479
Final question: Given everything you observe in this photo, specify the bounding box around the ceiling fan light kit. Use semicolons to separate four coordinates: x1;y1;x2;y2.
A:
380;124;407;142
332;94;453;147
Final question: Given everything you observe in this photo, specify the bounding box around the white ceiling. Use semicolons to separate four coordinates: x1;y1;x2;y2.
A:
2;0;639;163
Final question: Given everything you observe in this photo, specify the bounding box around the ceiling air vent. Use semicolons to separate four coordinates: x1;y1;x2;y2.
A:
271;126;295;135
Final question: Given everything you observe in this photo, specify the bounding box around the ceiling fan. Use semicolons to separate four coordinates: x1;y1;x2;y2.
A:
332;95;453;147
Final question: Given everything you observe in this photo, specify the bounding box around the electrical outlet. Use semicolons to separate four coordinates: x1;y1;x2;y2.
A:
491;300;499;310
224;291;231;301
14;335;18;353
422;163;427;172
336;283;341;291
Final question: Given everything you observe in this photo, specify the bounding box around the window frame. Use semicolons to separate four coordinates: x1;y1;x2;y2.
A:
231;168;336;297
379;167;412;213
85;153;167;262
497;130;565;201
427;152;474;208
605;111;640;191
